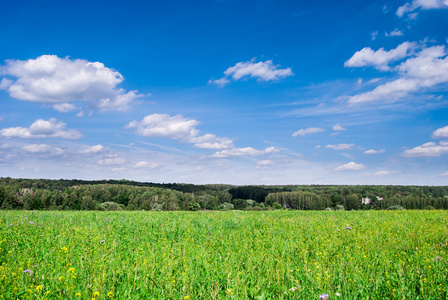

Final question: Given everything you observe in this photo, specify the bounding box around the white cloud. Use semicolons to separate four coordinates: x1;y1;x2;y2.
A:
332;123;347;131
344;42;417;71
127;114;199;140
364;149;385;154
0;118;82;139
402;141;448;157
440;171;448;176
0;55;142;112
432;125;448;138
292;127;325;136
210;58;293;86
98;157;126;165
326;143;355;150
211;146;278;158
371;31;379;41
81;145;104;154
134;161;159;168
374;170;391;176
334;162;366;171
188;133;234;149
22;143;64;155
257;159;274;166
347;44;448;104
397;0;448;17
53;103;77;113
385;28;404;37
127;114;235;150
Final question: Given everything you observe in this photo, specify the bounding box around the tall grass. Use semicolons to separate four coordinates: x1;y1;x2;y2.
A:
1;210;447;299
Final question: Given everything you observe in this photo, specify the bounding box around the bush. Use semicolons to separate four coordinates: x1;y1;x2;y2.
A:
426;206;435;210
388;205;405;210
325;207;333;211
335;205;345;211
272;202;282;209
98;202;122;211
218;202;234;211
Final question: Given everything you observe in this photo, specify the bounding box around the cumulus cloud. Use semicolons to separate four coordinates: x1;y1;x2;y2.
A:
402;141;448;157
210;58;293;86
0;118;82;139
334;162;366;171
126;113;234;150
364;149;385;154
0;55;142;112
22;143;64;155
332;123;347;131
81;145;104;154
211;146;278;158
126;114;199;140
326;143;355;150
385;28;404;37
292;127;325;136
432;125;448;139
53;103;77;113
347;44;448;104
397;0;448;17
344;42;417;71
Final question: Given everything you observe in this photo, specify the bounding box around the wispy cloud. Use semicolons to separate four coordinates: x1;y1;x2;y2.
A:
385;28;404;37
334;162;366;171
292;127;325;136
397;0;448;18
211;146;278;158
326;143;355;150
364;149;385;154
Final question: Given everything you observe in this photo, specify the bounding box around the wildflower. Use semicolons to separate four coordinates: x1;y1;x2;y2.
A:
68;267;75;273
336;292;341;297
345;226;351;230
75;293;81;297
100;240;105;243
29;222;34;225
23;269;33;275
108;291;113;298
93;291;100;297
35;285;43;292
319;293;329;300
289;287;298;292
436;256;442;260
184;296;190;300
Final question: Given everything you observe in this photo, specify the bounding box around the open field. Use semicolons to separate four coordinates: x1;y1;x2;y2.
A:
1;210;447;299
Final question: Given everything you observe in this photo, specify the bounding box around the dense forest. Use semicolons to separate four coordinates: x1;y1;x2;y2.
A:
1;177;448;211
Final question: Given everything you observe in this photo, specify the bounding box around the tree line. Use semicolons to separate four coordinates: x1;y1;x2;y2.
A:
1;177;447;211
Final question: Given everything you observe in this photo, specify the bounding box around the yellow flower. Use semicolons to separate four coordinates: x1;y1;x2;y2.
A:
184;296;190;300
93;291;100;297
69;267;75;273
59;276;65;281
35;285;43;292
75;292;81;297
108;291;113;298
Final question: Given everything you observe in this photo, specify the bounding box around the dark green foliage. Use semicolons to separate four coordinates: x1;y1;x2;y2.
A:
0;178;447;211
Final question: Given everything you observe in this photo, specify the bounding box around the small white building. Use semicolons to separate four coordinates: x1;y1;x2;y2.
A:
362;197;371;205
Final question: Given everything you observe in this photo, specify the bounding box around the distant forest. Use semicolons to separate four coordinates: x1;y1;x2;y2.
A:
1;177;448;211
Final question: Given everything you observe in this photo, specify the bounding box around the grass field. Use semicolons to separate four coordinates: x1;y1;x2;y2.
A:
1;210;447;299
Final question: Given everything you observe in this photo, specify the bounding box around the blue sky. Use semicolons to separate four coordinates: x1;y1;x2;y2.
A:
1;0;448;185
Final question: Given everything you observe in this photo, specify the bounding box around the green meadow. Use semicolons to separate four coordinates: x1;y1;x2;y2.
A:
1;210;447;299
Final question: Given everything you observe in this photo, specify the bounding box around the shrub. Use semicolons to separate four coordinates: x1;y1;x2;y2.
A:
272;202;282;209
98;202;122;211
325;207;333;211
218;202;234;211
388;205;405;210
426;206;435;210
335;205;345;211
